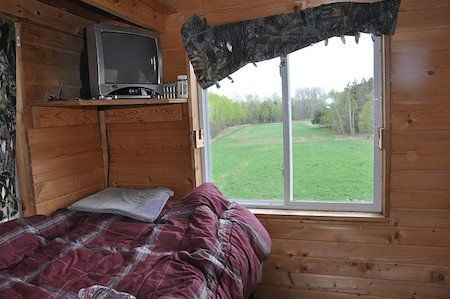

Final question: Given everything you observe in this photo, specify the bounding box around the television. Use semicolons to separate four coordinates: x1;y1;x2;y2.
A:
86;24;163;98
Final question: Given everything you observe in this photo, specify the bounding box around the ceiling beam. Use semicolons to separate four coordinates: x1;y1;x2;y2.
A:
80;0;170;32
152;0;177;14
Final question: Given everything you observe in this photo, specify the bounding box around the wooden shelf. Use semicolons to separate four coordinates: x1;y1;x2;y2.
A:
29;98;187;107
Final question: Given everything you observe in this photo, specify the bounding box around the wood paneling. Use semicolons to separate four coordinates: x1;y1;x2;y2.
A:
103;105;182;124
19;23;84;103
33;107;98;128
107;104;193;198
0;0;91;35
28;123;104;212
202;1;450;297
15;22;36;216
14;14;105;215
79;0;169;32
261;271;450;298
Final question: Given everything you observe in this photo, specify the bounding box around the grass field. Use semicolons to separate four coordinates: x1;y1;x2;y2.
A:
211;122;374;202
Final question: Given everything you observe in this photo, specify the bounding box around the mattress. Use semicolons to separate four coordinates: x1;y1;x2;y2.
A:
0;183;271;298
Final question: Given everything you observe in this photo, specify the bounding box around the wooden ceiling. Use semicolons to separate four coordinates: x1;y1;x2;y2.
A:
35;0;178;32
34;0;384;32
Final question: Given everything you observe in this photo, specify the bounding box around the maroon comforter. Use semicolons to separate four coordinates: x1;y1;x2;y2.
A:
0;183;271;298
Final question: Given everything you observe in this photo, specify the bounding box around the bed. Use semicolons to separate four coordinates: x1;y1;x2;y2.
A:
0;183;271;298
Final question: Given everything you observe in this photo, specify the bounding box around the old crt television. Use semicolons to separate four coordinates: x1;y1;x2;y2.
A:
86;24;163;98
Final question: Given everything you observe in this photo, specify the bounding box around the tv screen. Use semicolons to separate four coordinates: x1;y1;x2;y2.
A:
101;32;159;85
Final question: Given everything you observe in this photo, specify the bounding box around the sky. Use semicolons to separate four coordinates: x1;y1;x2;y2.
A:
208;34;375;100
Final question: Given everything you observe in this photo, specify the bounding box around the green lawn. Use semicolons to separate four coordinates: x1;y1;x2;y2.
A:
211;122;374;202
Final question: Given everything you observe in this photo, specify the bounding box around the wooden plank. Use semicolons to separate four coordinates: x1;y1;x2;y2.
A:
391;29;450;53
29;134;101;164
14;22;37;216
255;283;388;299
104;105;182;124
391;131;450;151
109;166;192;186
29;98;188;107
176;0;381;26
261;271;450;298
391;72;450;94
109;136;190;152
270;239;450;266
391;151;450;170
391;170;450;191
254;209;387;223
399;0;450;12
34;107;98;128
264;255;450;285
391;208;450;229
35;183;104;215
99;111;109;188
34;168;104;203
0;0;90;35
107;121;188;135
392;111;450;131
36;0;118;23
396;7;450;32
390;190;450;209
19;22;83;55
391;91;449;112
187;65;202;187
21;43;81;70
32;152;102;185
391;49;450;74
23;62;81;87
262;220;450;247
79;0;167;32
28;124;100;145
109;149;192;168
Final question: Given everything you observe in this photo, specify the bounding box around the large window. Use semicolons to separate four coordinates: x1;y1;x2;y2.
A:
201;34;385;212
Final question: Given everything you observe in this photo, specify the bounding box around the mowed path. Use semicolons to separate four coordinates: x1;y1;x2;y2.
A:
211;122;374;202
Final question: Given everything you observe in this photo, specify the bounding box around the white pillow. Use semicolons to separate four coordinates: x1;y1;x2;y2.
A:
68;187;174;222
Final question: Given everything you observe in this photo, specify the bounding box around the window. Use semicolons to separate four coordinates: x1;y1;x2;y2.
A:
201;34;385;212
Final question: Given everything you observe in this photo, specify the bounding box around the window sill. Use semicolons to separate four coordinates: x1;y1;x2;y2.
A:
249;208;388;222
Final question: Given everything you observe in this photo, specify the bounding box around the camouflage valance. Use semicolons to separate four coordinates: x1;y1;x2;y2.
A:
0;20;19;221
181;0;401;89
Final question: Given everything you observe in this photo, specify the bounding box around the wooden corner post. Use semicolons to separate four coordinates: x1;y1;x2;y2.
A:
14;21;36;216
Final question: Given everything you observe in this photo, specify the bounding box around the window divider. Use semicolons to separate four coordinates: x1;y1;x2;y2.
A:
280;56;293;206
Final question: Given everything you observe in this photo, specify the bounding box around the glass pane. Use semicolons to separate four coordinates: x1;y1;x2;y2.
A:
207;58;283;201
289;34;375;203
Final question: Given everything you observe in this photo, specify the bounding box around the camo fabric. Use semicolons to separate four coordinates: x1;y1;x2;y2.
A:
181;0;401;89
0;20;18;221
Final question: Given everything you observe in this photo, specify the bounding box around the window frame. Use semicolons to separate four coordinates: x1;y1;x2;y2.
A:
200;36;388;214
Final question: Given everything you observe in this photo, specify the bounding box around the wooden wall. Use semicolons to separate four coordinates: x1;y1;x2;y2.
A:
256;1;450;297
12;4;106;216
105;104;194;198
5;0;198;215
163;0;450;297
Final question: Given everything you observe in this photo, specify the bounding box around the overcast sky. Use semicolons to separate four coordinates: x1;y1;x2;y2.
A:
208;34;374;100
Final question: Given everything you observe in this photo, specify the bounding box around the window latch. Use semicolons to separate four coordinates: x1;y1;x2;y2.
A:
193;129;204;149
377;127;386;150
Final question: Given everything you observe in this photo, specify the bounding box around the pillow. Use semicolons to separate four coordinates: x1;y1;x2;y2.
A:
68;187;174;222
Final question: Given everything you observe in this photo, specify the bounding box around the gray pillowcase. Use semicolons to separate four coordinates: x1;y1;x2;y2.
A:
68;187;174;222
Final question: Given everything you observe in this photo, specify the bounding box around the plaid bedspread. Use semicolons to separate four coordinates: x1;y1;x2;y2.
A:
0;183;271;298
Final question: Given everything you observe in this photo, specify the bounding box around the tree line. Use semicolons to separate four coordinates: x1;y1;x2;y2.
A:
208;78;374;138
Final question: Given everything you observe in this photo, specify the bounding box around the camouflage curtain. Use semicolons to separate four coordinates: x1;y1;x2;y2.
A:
181;0;401;89
0;20;18;221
